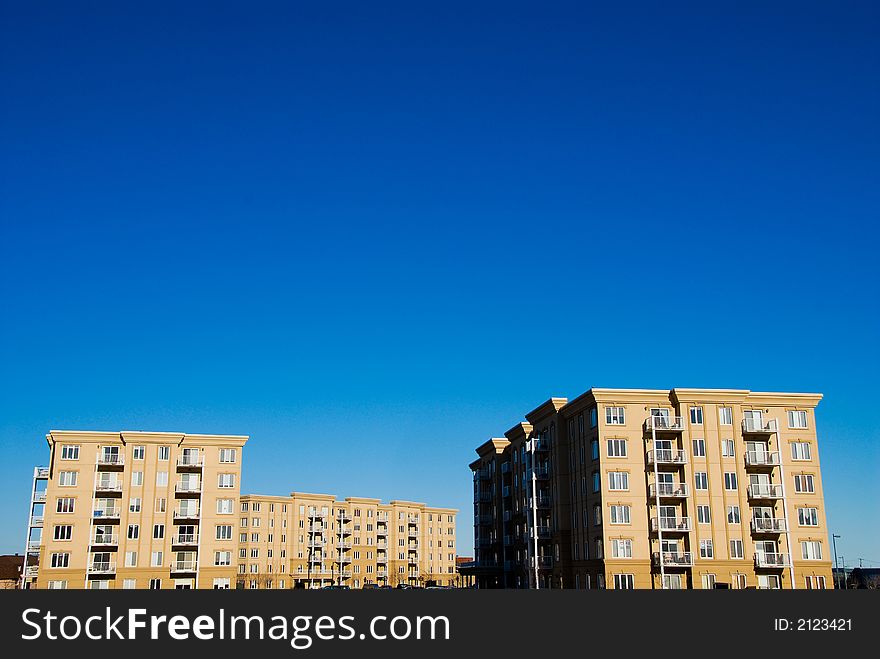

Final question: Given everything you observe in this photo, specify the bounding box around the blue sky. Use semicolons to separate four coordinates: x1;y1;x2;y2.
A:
1;1;878;565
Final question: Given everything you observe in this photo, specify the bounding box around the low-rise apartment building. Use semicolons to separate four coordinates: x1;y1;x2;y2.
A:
24;430;248;589
237;493;457;588
470;388;833;590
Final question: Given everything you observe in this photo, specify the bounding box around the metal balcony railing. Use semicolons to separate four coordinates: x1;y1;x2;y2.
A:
173;508;200;520
27;540;41;551
88;561;117;574
751;517;787;533
651;516;691;532
534;467;551;480
744;451;780;467
92;535;119;546
532;556;553;569
653;551;694;567
646;449;687;466
174;482;201;494
34;492;47;503
174;535;198;546
743;418;779;434
533;525;552;539
93;508;121;519
177;455;204;467
649;482;690;498
755;553;789;568
95;480;123;492
747;484;784;499
97;454;125;466
646;416;686;432
30;516;44;527
171;561;198;573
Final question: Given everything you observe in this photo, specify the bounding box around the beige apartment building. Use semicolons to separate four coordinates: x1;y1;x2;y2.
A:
237;493;458;588
469;388;833;590
23;430;248;589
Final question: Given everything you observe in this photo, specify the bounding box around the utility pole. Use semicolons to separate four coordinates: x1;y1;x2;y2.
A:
831;534;841;589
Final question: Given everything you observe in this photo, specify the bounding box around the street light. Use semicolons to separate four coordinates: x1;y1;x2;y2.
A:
832;534;841;589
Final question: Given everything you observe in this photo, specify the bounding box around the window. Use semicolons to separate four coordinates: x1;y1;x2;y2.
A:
219;448;237;463
216;525;233;540
127;524;139;540
727;505;741;524
590;440;599;460
156;471;169;486
692;439;706;458
613;574;634;589
794;474;815;493
606;439;627;458
609;505;631;525
213;578;231;589
694;472;708;490
730;539;744;559
158;446;170;461
592;471;600;493
53;525;72;541
702;574;716;589
132;446;145;460
593;504;602;526
47;580;68;589
217;499;234;514
153;524;165;539
590;408;598;427
719;407;733;425
125;552;138;567
123;579;137;589
724;472;738;491
60;445;80;460
151;551;163;567
56;498;75;514
608;472;629;491
697;505;711;524
215;551;232;566
798;507;819;526
662;574;681;590
149;579;162;590
699;540;714;559
50;553;70;568
218;473;235;488
605;407;625;425
690;407;703;424
721;439;735;457
611;539;632;558
129;498;142;513
791;442;812;461
801;541;822;560
788;410;808;429
58;471;78;487
805;576;827;590
732;574;747;589
131;471;143;486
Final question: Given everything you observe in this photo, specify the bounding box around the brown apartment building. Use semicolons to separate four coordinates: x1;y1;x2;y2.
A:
468;388;833;590
237;493;457;588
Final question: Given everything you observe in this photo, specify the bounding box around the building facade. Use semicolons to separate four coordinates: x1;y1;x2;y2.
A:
237;493;457;588
470;388;833;590
26;430;248;589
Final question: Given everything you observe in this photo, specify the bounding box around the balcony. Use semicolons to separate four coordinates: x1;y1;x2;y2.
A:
30;516;44;528
407;515;419;525
747;484;784;500
339;555;352;564
476;491;492;503
340;570;353;579
533;525;552;539
92;534;119;547
502;486;511;498
477;537;493;547
501;462;511;474
174;481;201;495
173;534;198;547
653;551;694;567
648;482;690;499
408;529;419;538
88;561;117;575
477;514;493;525
337;512;352;523
33;492;47;503
173;508;200;521
27;540;41;551
308;524;324;533
24;565;39;578
744;451;780;468
645;416;686;433
533;467;550;480
532;556;553;569
532;438;550;452
751;517;788;533
309;538;325;547
742;418;779;435
36;467;50;478
171;561;198;573
93;508;121;520
308;510;327;519
97;454;125;467
755;553;790;568
176;455;204;469
376;526;388;536
335;540;352;549
377;513;388;522
646;449;687;466
651;516;691;533
376;555;387;564
534;495;551;509
309;555;324;563
95;480;123;493
473;467;489;480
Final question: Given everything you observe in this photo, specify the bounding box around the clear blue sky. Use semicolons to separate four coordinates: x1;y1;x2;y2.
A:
1;1;877;565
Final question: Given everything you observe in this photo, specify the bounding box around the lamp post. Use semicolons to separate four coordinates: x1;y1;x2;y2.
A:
831;534;841;589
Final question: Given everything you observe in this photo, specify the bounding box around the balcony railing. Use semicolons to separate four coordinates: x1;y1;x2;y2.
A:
36;467;50;478
646;416;686;432
473;467;490;480
747;484;784;499
743;418;779;434
408;529;419;537
173;509;200;520
309;555;324;563
407;515;419;524
34;492;47;503
533;525;552;539
24;565;39;578
649;482;690;498
477;514;493;525
30;516;44;527
744;451;780;467
174;482;202;494
646;449;687;466
751;517;788;533
653;551;694;567
534;495;551;508
651;516;691;532
534;467;550;480
532;438;550;452
27;540;41;551
476;492;492;503
503;535;513;545
532;556;553;569
308;524;324;533
171;561;198;573
501;462;511;474
93;508;121;519
174;535;198;546
177;455;204;467
92;535;119;546
337;512;352;522
88;561;117;575
97;454;125;466
95;480;123;492
335;540;352;549
755;553;789;568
